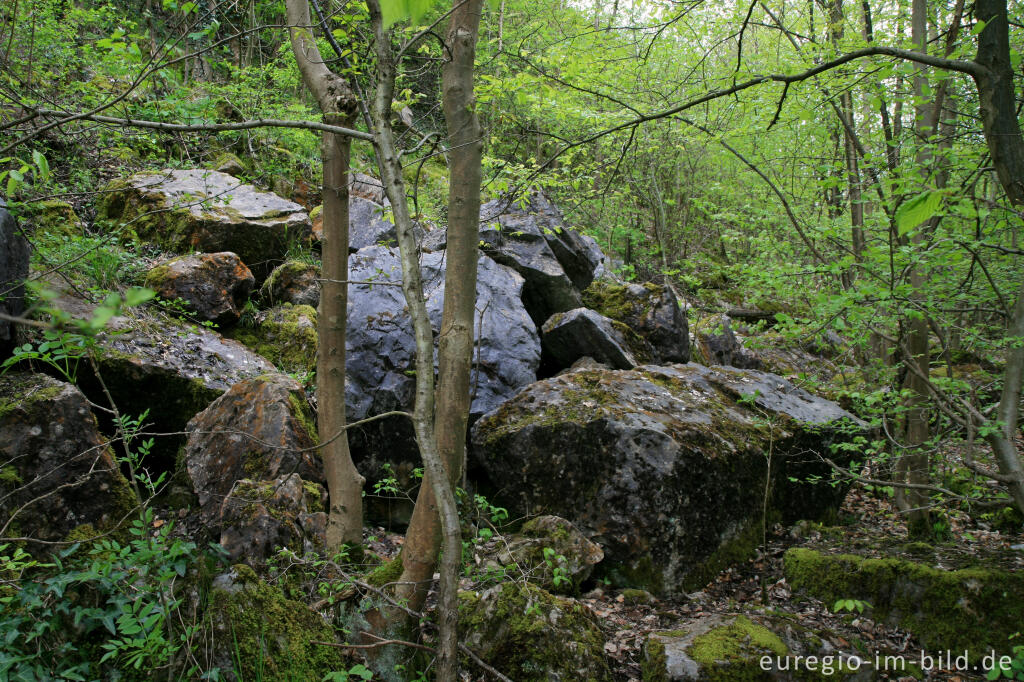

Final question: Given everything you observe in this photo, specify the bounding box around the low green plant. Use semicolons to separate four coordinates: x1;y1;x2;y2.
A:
833;598;871;614
0;513;216;680
323;663;374;681
542;547;571;589
987;644;1024;680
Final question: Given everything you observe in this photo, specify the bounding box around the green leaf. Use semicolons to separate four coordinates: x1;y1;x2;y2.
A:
895;190;943;235
380;0;437;28
31;150;50;181
124;287;155;306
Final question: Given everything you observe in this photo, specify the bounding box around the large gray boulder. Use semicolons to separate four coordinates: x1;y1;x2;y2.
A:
97;169;311;281
0;373;136;540
477;195;583;325
0;198;29;358
311;196;423;251
471;363;864;597
346;245;539;475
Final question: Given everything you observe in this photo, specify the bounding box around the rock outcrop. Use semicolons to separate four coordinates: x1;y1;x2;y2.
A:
184;373;322;526
471;364;864;596
0;373;136;540
145;252;254;326
97;169;311;280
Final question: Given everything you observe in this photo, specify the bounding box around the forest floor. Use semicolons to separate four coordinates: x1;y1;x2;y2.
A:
350;483;1023;682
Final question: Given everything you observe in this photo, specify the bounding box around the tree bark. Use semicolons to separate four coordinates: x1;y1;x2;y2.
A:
366;2;464;677
894;0;933;537
285;0;364;550
396;0;485;621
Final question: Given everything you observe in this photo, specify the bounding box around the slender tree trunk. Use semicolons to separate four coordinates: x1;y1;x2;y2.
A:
397;0;485;625
895;0;933;537
366;3;463;677
285;0;364;549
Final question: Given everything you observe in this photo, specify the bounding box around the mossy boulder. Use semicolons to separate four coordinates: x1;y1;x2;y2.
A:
0;372;137;541
96;169;310;282
784;547;1024;659
582;279;689;364
643;613;874;681
206;564;350;680
471;364;865;597
479;515;605;595
691;314;761;369
232;303;318;373
218;473;327;563
18;199;85;236
184;373;322;527
145;251;255;326
260;259;320;308
459;582;612;681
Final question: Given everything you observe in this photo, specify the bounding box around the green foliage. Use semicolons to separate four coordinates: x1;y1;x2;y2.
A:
0;513;212;680
833;598;871;614
987;644;1024;680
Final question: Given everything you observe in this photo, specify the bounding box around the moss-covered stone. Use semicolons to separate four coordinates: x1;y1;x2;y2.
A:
784;547;1024;659
459;582;612;681
365;555;404;588
207;566;350;680
232;303;318;373
19;199;85;235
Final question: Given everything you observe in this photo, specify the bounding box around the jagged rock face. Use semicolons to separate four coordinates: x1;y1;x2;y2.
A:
145;252;254;326
218;474;327;563
0;199;28;359
0;373;136;540
470;364;864;597
345;245;540;477
541;308;637;371
260;260;320;308
232;304;318;373
582;279;689;364
97;169;310;281
459;582;613;682
349;172;385;204
478;196;583;325
184;374;322;527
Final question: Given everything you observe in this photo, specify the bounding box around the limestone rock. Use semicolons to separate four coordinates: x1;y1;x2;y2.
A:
459;582;612;681
346;245;539;472
311;196;422;251
0;198;29;358
478;196;582;326
184;373;322;526
0;373;136;540
97;169;310;281
471;364;864;597
218;474;327;563
582;279;689;364
541;307;636;371
145;252;255;326
349;171;385;204
260;260;320;308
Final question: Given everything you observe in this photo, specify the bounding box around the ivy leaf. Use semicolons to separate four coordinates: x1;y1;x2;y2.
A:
895;190;943;236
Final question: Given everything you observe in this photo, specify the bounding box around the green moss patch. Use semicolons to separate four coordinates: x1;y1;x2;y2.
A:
784;547;1024;659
